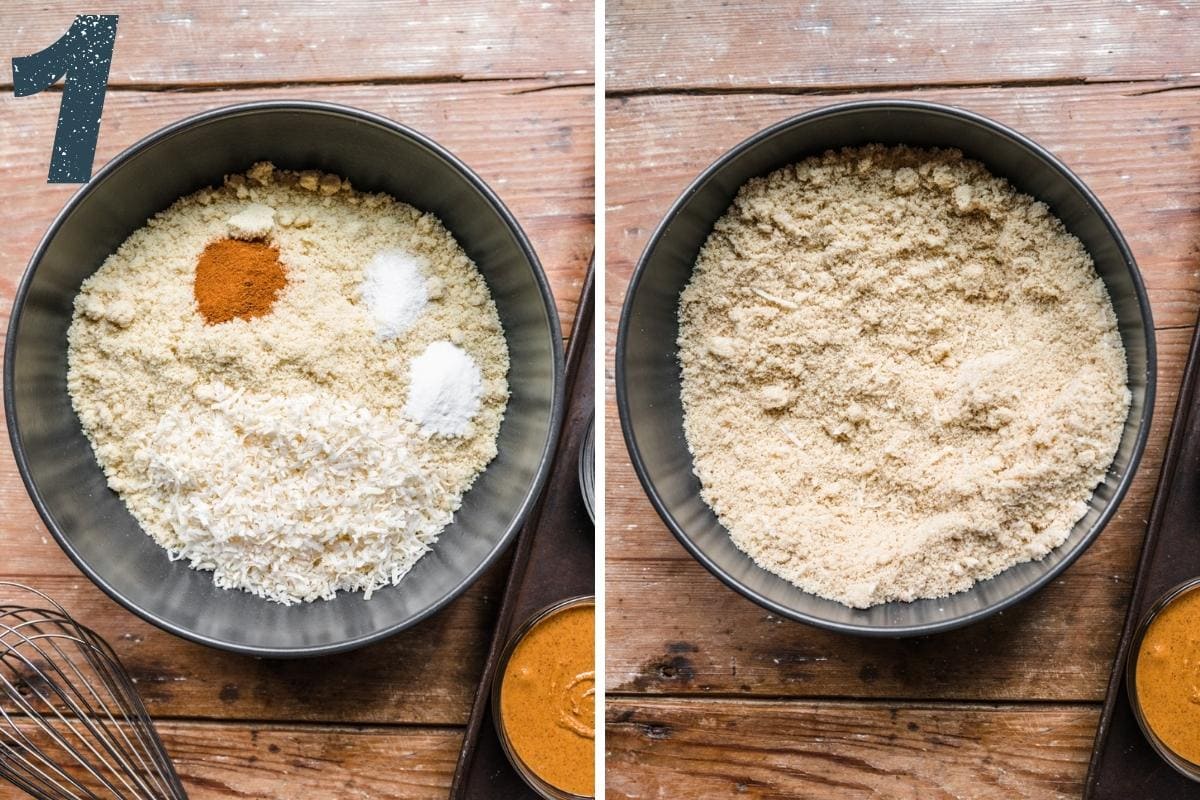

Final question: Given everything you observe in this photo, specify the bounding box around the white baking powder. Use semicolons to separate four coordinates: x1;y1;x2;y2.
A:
361;248;428;339
405;341;483;436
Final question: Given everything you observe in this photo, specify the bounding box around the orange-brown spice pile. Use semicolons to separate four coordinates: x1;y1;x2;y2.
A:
194;239;286;324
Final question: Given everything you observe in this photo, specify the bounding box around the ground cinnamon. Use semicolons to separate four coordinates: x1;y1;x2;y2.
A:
194;238;286;324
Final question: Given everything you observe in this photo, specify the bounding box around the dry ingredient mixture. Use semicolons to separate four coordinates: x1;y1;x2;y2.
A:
500;601;595;797
678;144;1129;608
1135;586;1200;765
67;162;509;604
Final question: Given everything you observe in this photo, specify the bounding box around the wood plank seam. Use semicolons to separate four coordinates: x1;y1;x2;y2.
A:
605;77;1200;99
4;78;595;93
606;693;1107;708
0;711;466;735
608;696;1099;712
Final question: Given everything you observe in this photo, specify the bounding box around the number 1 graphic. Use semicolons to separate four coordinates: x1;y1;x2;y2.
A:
12;15;119;183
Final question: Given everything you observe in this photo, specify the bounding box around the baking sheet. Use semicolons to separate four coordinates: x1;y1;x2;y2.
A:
1086;312;1200;798
450;260;595;799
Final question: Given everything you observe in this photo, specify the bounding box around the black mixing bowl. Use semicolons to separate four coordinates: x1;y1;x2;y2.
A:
5;101;564;656
616;100;1155;636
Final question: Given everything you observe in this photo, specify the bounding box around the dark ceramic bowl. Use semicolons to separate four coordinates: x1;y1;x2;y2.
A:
5;101;564;657
616;100;1155;637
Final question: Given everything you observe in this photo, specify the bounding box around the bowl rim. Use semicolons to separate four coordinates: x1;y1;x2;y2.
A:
615;98;1157;637
4;99;566;657
579;416;595;524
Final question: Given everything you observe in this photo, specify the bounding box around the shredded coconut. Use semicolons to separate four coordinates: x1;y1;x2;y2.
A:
131;382;452;604
67;162;510;604
405;341;484;436
678;145;1130;608
361;248;429;340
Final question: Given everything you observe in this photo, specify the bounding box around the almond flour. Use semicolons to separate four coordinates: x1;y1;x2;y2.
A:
678;145;1129;608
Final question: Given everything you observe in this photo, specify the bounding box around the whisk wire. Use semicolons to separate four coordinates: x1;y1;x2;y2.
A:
1;678;110;798
3;627;160;800
44;621;179;799
0;749;93;800
0;703;101;799
0;583;188;800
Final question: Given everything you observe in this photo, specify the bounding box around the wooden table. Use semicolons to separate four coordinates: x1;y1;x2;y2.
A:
604;3;1200;797
0;4;592;798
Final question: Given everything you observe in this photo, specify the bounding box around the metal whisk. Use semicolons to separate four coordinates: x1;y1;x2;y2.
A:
0;583;187;799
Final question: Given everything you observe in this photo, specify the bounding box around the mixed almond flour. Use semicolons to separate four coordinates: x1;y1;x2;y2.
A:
678;145;1129;608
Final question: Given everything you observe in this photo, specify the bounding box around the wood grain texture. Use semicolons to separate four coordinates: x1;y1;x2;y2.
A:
3;1;592;86
0;720;461;800
0;567;504;725
606;698;1096;799
0;80;593;339
606;0;1200;92
167;724;459;799
604;3;1200;797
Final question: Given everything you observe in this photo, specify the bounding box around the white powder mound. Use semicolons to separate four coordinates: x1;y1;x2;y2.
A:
405;341;483;436
361;248;429;339
678;144;1130;609
129;382;454;604
227;203;275;239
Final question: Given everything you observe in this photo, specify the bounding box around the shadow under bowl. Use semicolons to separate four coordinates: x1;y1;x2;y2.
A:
5;101;564;657
616;100;1155;637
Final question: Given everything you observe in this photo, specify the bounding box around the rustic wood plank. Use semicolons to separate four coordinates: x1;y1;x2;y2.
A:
602;8;1193;798
606;697;1096;799
165;722;460;799
604;327;1186;702
606;0;1199;92
606;83;1200;332
604;83;1200;702
0;81;592;338
0;719;460;799
2;1;592;86
0;566;504;726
